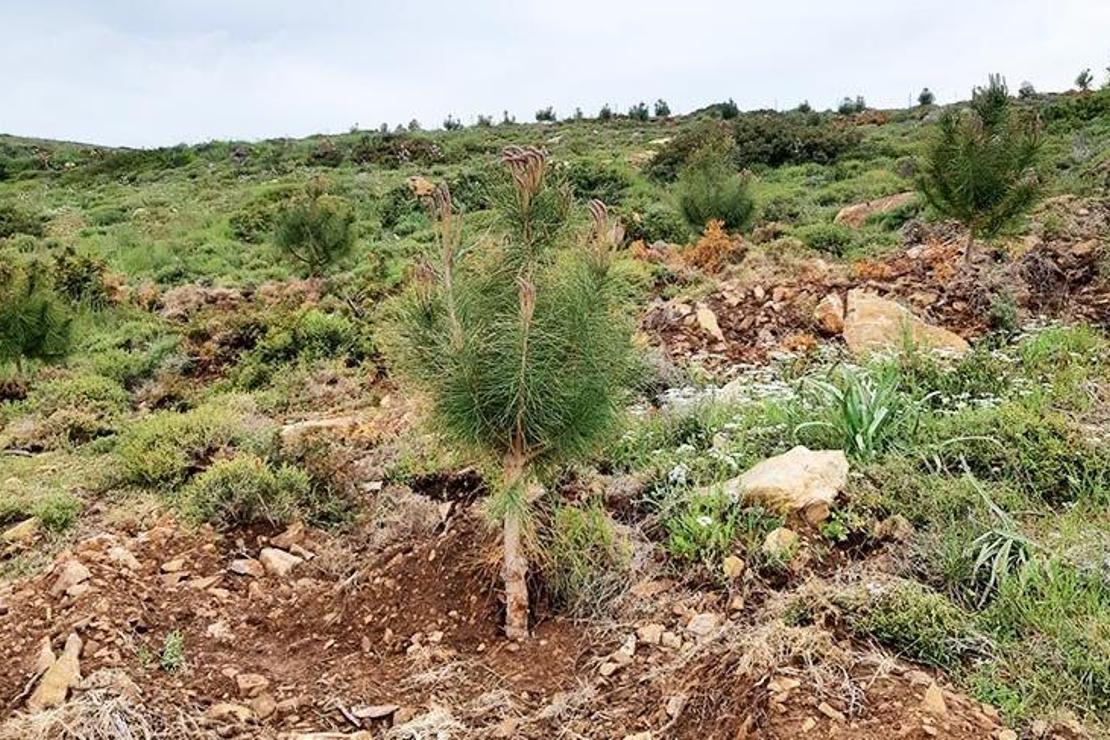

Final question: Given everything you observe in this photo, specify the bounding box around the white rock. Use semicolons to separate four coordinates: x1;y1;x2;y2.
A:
720;446;848;524
843;289;969;357
50;560;90;597
259;548;303;578
762;527;799;559
685;612;721;637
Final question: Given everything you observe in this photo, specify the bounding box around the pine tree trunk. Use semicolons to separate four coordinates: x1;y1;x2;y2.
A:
501;452;530;640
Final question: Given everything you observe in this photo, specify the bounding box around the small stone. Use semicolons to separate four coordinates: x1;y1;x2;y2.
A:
685;612;721;637
817;701;845;722
250;693;277;720
235;672;270;698
259;547;303;578
728;594;745;612
696;305;726;342
665;694;686;718
922;682;947;715
208;702;253;722
722;555;745;579
801;717;817;731
598;662;621;677
814;293;845;335
230;558;264;578
875;514;914;542
271;521;305;549
624;733;652;740
762;527;799;559
636;623;664;645
2;518;38;544
660;631;682;649
610;634;636;665
351;704;399;719
33;636;56;674
161;558;186;573
50;560;90;596
996;731;1017;740
107;546;141;571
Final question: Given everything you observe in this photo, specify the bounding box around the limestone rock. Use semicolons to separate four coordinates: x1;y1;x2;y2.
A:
636;623;665;645
50;560;90;597
230;558;265;578
722;555;746;579
762;528;799;559
834;192;916;228
272;521;306;549
259;547;303;578
922;683;948;715
843;289;969;357
208;702;253;722
685;612;721;637
235;672;270;698
696;305;726;342
814;293;845;335
721;446;848;524
107;545;141;571
28;633;82;711
2;518;38;545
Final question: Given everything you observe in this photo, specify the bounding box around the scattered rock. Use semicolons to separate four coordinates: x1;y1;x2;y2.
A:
230;558;265;578
722;555;746;579
208;702;253;722
79;668;141;700
259;547;303;578
997;731;1017;740
665;694;686;718
235;672;270;698
721;446;848;524
250;693;278;720
272;522;306;549
762;528;799;559
817;701;846;722
922;682;947;715
28;633;82;711
610;635;636;665
598;662;622;677
685;612;721;637
834;192;916;229
696;305;726;342
813;292;845;335
351;704;399;720
107;545;141;570
875;514;914;542
843;289;969;357
636;623;665;645
161;558;186;573
50;560;90;597
624;733;653;740
2;518;38;545
32;636;56;674
660;631;682;649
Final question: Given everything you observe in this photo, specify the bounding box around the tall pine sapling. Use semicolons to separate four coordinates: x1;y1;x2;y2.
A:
385;147;635;638
917;74;1042;263
273;177;356;276
0;257;71;374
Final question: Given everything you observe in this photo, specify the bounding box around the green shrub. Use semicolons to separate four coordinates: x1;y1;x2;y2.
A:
179;453;308;528
794;365;910;462
52;246;112;307
731;112;860;168
34;491;82;533
835;579;982;670
622;203;690;244
563;159;632;204
378;184;426;230
19;372;130;447
0;257;71;372
116;397;270;488
541;500;631;617
676;143;756;232
791;222;854;255
273;178;356;275
87;206;129;227
0;201;45;239
627;101;650;121
647;121;735;182
235;308;372;388
228;200;278;243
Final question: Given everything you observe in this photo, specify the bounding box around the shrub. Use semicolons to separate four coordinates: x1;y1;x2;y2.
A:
0;202;45;239
621;202;690;244
476;114;493;127
717;98;740;119
918;88;936;106
228;200;278;243
385;148;636;637
34;491;82;533
790;222;855;255
837;96;866;114
535;106;556;122
563;159;632;204
653;99;671;118
443;115;462;131
540;500;631;617
683;219;743;273
179;453;309;528
234;307;373;388
627;101;649;121
52;246;112;307
732;112;860;168
273;177;356;275
917;74;1042;261
21;372;130;447
676;142;756;232
116;397;270;489
646;121;734;182
794;365;909;462
598;104;613;121
0;257;71;373
378;183;426;231
835;579;981;670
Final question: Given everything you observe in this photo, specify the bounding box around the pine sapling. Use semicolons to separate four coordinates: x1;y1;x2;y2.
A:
385;147;635;639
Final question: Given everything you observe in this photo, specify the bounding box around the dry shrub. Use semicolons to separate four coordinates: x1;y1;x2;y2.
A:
683;220;745;274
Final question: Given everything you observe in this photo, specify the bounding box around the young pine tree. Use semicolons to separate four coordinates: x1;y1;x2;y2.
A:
917;74;1041;262
273;177;356;276
676;140;756;233
0;257;71;374
385;147;635;638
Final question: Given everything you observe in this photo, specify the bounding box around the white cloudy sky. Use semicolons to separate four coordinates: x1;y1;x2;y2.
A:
3;0;1107;147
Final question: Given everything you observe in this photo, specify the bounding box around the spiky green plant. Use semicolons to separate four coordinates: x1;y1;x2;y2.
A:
273;176;355;276
917;74;1042;262
384;146;636;638
0;256;71;374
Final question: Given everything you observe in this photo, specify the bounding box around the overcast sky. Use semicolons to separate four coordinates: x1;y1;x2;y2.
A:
3;1;1107;148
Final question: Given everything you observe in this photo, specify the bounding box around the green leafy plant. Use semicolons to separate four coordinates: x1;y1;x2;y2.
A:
384;147;636;638
540;500;631;618
273;177;356;275
917;74;1042;262
796;365;913;462
160;630;185;672
179;453;309;528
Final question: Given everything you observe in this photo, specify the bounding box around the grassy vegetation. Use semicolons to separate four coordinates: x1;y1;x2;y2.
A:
1;88;1108;730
